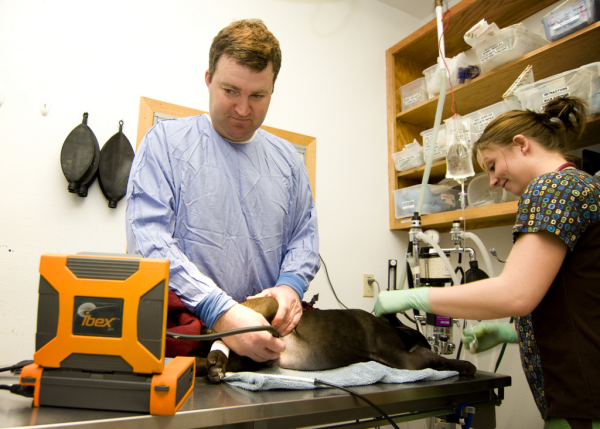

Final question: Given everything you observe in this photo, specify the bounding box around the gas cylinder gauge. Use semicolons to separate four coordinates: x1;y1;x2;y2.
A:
424;229;440;244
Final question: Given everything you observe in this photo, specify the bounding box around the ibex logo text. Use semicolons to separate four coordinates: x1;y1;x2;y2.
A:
81;311;117;328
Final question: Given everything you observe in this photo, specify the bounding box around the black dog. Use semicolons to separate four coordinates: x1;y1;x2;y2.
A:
196;297;476;382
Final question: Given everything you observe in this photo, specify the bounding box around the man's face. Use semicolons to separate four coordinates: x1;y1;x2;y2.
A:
205;55;274;142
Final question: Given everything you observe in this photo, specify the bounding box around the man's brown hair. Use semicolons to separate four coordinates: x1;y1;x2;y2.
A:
208;19;282;86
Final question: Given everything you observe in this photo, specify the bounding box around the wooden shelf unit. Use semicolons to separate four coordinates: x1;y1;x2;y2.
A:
386;0;600;231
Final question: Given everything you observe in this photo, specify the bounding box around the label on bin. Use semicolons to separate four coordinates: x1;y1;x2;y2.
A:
542;86;570;104
481;41;510;63
473;113;496;130
402;200;415;209
403;93;423;107
424;149;444;158
548;0;591;37
441;193;456;207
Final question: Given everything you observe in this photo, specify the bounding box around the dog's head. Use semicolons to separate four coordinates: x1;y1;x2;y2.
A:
383;314;431;350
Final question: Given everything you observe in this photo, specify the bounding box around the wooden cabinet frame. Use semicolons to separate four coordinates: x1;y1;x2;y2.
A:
386;0;600;231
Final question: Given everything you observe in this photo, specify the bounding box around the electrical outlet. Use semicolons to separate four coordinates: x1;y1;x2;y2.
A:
363;274;374;297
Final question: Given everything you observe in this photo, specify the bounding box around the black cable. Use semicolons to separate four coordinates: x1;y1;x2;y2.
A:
456;319;467;359
371;279;381;294
0;360;33;374
166;325;280;341
405;262;421;332
494;317;515;373
1;384;35;398
314;379;399;429
319;253;349;309
400;311;417;325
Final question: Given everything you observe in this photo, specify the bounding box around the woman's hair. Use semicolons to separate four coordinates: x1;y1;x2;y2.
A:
208;19;282;86
473;96;588;159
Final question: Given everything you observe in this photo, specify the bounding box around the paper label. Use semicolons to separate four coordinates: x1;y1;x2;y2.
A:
403;93;423;106
548;0;591;36
481;44;509;63
482;42;504;57
441;193;456;207
402;200;415;209
424;149;444;158
473;112;496;130
542;86;570;104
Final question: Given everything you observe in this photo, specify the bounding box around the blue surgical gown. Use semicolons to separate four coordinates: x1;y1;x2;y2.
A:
125;114;320;329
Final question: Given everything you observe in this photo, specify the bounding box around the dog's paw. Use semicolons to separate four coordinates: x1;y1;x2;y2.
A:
206;350;228;383
449;359;477;376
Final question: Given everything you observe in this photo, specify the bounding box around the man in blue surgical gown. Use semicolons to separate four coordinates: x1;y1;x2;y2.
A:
125;19;320;362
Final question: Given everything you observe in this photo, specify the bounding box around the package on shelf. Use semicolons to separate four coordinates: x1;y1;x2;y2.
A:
470;23;548;74
392;140;425;172
420;124;447;162
464;100;514;144
514;61;600;114
394;184;460;219
467;172;519;208
583;62;600;113
542;0;600;42
464;19;500;47
400;77;429;111
423;51;480;97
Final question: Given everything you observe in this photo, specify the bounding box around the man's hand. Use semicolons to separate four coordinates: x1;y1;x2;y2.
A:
212;304;286;362
248;285;302;336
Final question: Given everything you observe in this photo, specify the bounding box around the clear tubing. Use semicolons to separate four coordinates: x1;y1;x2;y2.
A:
436;5;446;59
462;232;495;278
416;232;461;286
396;4;447;292
395;251;409;291
417;71;447;214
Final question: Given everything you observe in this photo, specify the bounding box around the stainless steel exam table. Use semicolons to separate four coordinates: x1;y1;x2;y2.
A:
0;371;510;429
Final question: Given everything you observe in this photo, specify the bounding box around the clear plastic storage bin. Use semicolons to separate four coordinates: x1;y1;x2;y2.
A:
472;24;548;74
392;140;425;172
400;77;428;111
467;173;519;208
542;0;600;42
514;62;600;114
464;100;513;143
420;124;447;162
422;52;478;97
394;184;460;219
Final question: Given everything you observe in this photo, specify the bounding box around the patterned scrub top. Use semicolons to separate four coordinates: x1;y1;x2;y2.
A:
512;169;600;419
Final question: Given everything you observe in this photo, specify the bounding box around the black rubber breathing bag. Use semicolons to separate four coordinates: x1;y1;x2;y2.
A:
98;120;135;208
60;112;100;196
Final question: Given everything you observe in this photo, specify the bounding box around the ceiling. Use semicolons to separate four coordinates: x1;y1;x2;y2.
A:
377;0;455;20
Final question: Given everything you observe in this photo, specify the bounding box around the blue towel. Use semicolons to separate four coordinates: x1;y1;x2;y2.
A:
223;361;459;391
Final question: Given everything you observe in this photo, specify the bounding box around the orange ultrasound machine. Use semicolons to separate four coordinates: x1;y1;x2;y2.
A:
18;253;195;415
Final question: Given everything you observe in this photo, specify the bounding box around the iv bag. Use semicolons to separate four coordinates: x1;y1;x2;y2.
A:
445;115;475;181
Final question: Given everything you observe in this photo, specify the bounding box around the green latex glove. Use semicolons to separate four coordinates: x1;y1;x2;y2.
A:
374;288;431;317
461;322;517;354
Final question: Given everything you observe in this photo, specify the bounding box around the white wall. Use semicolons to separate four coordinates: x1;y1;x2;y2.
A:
0;0;561;427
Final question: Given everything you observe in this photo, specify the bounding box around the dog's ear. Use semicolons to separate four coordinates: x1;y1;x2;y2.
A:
385;314;432;350
383;313;402;327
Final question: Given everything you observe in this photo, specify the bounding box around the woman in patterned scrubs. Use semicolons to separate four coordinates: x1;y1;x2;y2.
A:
471;96;600;429
375;96;600;429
